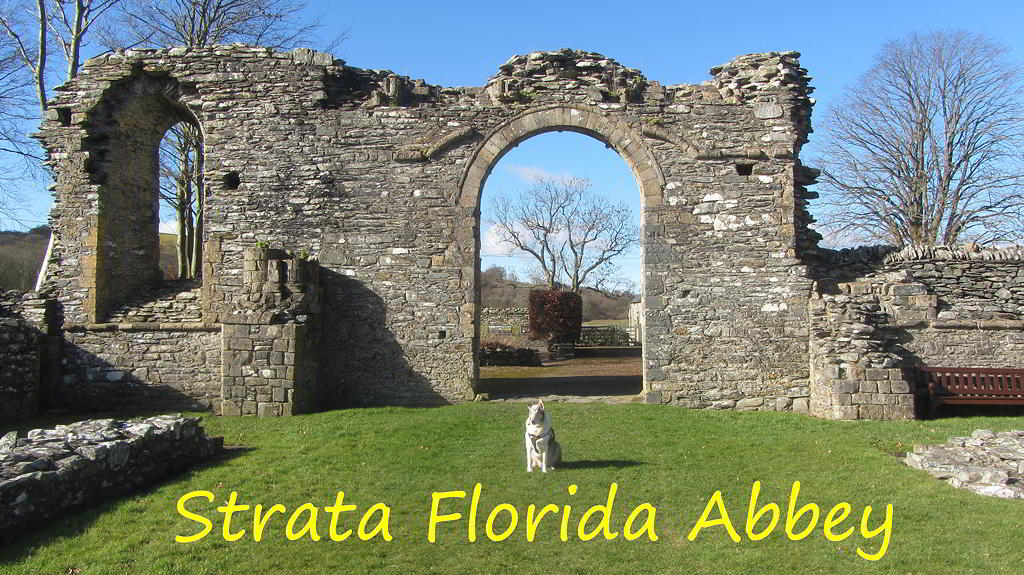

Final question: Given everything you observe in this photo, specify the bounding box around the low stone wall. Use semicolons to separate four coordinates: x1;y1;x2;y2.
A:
0;415;223;540
478;344;542;367
60;324;222;412
883;259;1024;320
0;292;45;422
480;307;529;336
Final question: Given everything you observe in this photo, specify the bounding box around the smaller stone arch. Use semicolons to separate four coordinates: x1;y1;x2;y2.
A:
80;71;205;321
458;104;665;209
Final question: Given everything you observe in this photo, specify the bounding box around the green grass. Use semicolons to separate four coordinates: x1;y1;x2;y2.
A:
2;405;1022;574
582;319;628;326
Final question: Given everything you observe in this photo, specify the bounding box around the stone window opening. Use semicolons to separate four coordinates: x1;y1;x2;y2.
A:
735;163;754;176
83;72;207;323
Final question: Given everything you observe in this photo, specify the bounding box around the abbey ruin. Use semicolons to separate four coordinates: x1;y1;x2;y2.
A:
1;46;1021;422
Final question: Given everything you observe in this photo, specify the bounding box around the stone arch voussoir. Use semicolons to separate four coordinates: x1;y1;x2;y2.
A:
458;104;665;209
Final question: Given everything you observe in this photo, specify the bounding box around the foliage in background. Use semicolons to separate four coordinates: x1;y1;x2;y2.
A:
816;30;1024;247
0;224;46;290
528;289;582;343
481;264;633;321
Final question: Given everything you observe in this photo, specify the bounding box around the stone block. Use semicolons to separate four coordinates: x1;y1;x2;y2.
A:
736;397;764;410
890;380;911;394
859;404;884;420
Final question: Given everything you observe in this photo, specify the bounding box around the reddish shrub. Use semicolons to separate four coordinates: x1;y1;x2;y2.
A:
528;290;582;343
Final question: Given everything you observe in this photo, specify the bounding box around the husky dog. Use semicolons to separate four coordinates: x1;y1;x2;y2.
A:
525;401;562;472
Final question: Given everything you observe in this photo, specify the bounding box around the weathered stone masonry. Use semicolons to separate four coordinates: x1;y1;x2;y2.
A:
17;45;1020;420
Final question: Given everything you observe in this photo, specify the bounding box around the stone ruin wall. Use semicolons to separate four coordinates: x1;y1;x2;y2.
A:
0;415;222;539
36;45;820;413
809;246;1024;420
479;307;529;335
27;44;1023;420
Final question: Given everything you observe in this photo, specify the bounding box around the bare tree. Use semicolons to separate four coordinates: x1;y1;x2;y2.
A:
0;0;120;111
0;0;47;114
104;0;339;51
50;0;121;79
815;30;1024;247
158;123;202;278
0;29;37;222
489;176;639;293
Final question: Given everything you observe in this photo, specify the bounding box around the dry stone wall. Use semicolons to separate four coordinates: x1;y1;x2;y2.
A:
808;246;1024;419
480;307;529;336
0;415;222;540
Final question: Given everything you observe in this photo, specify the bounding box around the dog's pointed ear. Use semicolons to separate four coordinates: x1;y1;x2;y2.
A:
538;400;544;409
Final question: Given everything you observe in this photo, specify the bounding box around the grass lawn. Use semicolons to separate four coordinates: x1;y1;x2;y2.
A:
1;404;1022;574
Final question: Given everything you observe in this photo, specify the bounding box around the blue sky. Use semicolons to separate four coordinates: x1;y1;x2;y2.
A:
5;0;1023;282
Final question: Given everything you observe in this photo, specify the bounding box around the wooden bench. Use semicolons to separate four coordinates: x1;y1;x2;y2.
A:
916;365;1024;418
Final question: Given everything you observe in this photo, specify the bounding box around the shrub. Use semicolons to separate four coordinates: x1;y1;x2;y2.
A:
528;290;582;343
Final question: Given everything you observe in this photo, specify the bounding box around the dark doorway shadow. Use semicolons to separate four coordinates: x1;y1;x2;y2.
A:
484;375;641;396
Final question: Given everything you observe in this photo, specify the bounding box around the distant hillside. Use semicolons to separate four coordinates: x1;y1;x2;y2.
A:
480;266;634;320
159;233;178;279
0;228;181;292
0;226;49;292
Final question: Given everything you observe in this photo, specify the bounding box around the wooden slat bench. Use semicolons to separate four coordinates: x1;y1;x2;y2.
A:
916;365;1024;418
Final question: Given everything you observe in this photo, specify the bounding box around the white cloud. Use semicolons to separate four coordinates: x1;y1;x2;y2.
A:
159;220;178;234
504;164;576;185
480;223;512;256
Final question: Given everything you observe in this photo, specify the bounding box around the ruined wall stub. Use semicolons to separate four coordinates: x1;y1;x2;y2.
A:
39;46;821;411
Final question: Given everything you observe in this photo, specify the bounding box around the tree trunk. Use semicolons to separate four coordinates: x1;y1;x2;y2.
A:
67;0;85;80
34;0;46;113
189;140;204;279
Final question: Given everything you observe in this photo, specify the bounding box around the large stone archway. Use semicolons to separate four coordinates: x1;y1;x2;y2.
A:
457;104;666;395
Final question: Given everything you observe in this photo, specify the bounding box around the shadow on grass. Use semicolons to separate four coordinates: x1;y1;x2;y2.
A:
0;446;252;562
559;459;644;470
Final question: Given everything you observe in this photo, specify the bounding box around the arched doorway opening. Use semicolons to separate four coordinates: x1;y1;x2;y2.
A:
459;105;665;401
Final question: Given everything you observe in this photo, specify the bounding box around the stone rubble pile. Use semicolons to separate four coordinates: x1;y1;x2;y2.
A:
904;429;1024;499
0;415;223;539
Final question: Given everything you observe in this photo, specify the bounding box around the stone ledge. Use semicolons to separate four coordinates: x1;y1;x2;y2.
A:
64;322;221;332
897;319;1024;330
